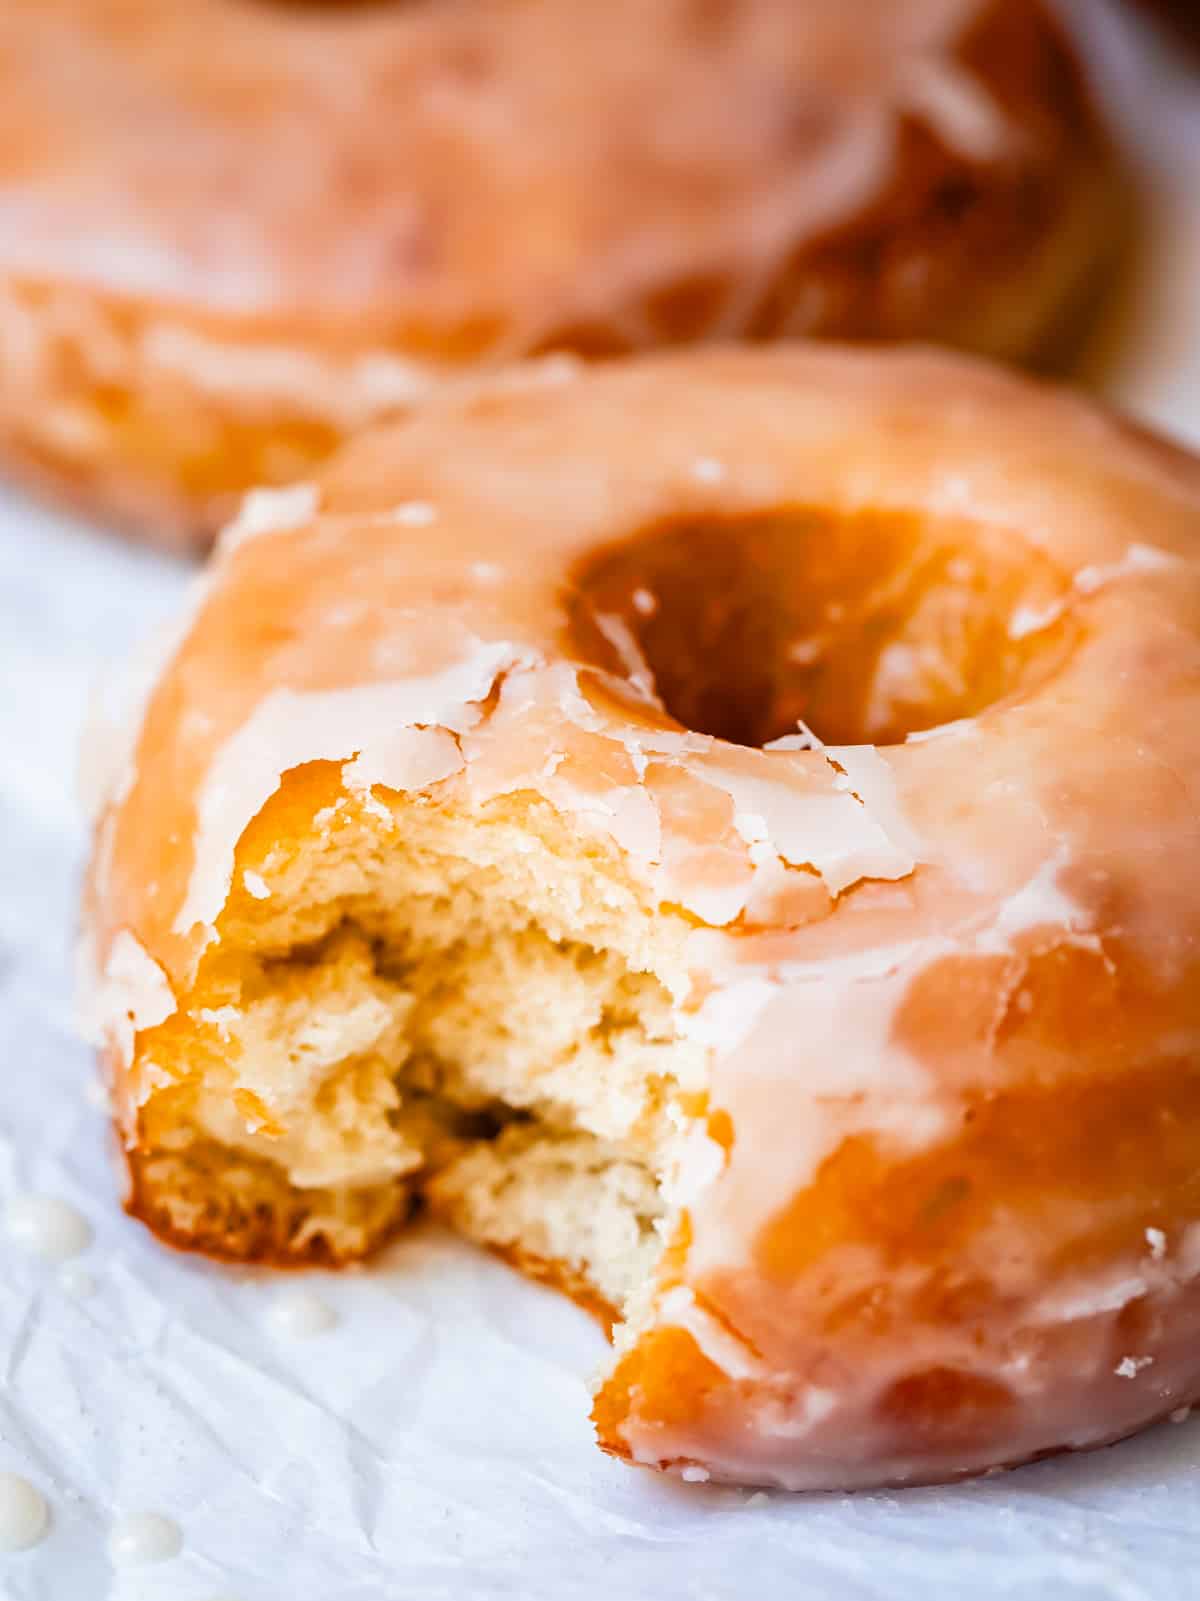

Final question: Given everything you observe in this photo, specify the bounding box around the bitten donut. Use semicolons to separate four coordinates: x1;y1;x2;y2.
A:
0;0;1117;550
81;346;1200;1491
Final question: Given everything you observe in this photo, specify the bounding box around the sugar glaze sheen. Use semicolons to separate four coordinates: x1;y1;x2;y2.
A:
83;345;1200;1489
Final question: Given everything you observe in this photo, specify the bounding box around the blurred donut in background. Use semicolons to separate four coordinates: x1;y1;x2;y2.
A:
1126;0;1200;50
0;0;1118;550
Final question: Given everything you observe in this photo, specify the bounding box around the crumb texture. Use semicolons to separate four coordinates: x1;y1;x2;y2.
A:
129;777;700;1309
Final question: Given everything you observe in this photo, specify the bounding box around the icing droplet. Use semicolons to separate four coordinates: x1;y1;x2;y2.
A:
1115;1355;1154;1378
390;500;436;527
58;1264;96;1299
0;1474;50;1551
680;1464;710;1483
268;1291;338;1338
1170;1406;1192;1424
6;1195;92;1262
108;1512;182;1566
532;352;581;385
690;456;725;485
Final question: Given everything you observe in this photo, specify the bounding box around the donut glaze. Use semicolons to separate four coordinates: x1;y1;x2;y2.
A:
82;346;1200;1489
0;0;1116;547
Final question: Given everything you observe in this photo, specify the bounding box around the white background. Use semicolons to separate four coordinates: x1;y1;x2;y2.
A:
1;4;1199;1596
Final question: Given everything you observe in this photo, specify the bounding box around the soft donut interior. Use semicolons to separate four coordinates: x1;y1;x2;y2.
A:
133;763;702;1317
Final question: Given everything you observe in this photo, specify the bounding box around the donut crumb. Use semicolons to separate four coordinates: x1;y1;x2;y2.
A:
1115;1356;1154;1378
130;785;707;1309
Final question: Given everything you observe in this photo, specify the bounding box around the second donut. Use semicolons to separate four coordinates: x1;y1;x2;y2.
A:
0;0;1118;547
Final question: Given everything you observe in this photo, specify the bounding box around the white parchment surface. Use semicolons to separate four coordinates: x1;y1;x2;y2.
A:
2;5;1200;1596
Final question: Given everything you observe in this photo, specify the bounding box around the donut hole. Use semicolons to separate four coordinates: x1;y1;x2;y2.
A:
570;509;1074;747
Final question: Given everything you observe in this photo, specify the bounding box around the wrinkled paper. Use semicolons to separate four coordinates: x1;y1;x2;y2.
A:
2;4;1200;1596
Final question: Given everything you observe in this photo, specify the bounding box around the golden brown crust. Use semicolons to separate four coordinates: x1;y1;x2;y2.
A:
0;0;1117;549
476;1242;621;1339
123;1142;412;1267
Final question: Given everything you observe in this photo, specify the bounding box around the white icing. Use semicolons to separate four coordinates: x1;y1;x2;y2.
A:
656;1285;765;1381
864;642;923;735
499;353;583;389
592;612;658;700
926;471;974;513
268;1291;338;1338
218;483;319;555
1008;598;1066;639
344;726;465;797
388;501;437;528
599;785;664;866
732;812;770;848
1074;541;1185;595
975;849;1095;954
79;930;175;1064
196;1005;238;1032
660;1118;728;1210
176;641;527;938
898;58;1010;161
677;979;778;1054
785;638;823;667
108;1511;183;1565
0;1474;50;1551
757;1387;840;1439
141;325;440;423
679;1464;711;1483
241;870;271;900
1036;1273;1149;1325
655;857;751;929
1115;1355;1154;1378
903;716;978;745
704;760;916;898
6;1195;93;1261
692;949;951;1273
764;721;824;752
823;745;924;862
690;457;726;485
1147;1227;1167;1261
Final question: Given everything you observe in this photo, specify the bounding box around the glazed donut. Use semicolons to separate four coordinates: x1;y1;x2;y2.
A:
81;345;1200;1490
0;0;1117;549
